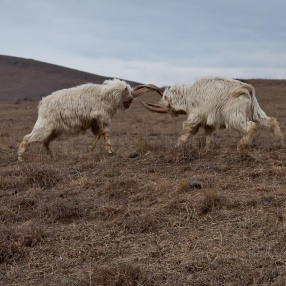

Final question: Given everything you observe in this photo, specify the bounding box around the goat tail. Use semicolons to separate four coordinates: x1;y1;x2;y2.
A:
231;83;268;122
250;95;268;123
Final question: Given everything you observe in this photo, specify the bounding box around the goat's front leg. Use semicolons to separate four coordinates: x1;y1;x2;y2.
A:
176;114;201;147
102;131;113;154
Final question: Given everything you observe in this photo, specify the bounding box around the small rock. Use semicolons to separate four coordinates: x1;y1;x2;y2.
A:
189;180;204;189
136;173;145;178
129;151;140;158
68;168;80;178
113;170;120;177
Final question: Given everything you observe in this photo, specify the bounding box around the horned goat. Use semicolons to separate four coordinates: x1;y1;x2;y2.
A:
18;79;162;161
141;77;284;154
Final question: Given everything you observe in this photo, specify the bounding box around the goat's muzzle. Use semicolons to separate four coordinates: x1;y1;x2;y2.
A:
123;97;133;108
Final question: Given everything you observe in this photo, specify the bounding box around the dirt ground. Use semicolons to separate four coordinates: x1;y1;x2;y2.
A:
1;79;286;285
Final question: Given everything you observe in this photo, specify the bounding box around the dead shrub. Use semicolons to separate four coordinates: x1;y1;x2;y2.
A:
82;262;154;286
136;134;200;164
0;169;24;192
252;184;271;192
0;206;18;224
200;188;224;214
176;179;190;192
0;197;38;223
38;197;94;222
136;134;168;154
0;220;45;264
23;165;63;189
107;178;138;199
165;197;197;220
123;213;159;234
160;142;199;164
0;165;63;191
96;205;121;220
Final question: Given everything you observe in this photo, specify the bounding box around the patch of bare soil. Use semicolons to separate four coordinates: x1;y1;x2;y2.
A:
0;80;286;285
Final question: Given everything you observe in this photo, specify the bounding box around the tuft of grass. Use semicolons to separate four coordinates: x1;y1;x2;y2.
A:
0;165;63;191
0;169;24;192
136;134;167;154
163;142;200;163
37;197;95;223
123;213;159;234
176;179;190;192
23;165;63;189
96;204;121;220
135;133;200;164
200;188;224;214
0;220;45;264
106;177;138;200
82;262;154;286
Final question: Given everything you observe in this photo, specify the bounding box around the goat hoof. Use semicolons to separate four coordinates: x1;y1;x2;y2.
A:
88;148;93;154
175;143;182;148
107;150;114;155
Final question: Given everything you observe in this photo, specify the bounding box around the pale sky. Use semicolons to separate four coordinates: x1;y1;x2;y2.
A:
1;0;286;85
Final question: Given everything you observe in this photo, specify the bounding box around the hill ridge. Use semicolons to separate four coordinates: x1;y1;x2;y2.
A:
0;55;141;101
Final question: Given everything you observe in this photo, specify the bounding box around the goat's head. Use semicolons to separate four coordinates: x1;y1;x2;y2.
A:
122;86;133;109
140;87;187;116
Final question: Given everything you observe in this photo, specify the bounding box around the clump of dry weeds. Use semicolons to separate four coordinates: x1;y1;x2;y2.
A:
0;164;63;192
200;188;225;214
135;134;201;164
38;197;96;223
123;213;159;234
135;133;168;154
81;261;155;286
0;220;45;264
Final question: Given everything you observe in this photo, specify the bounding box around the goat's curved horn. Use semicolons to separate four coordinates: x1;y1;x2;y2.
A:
140;101;168;114
132;84;164;98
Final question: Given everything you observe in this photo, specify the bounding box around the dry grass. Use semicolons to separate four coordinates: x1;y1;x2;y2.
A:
0;221;45;264
80;261;156;286
1;79;286;285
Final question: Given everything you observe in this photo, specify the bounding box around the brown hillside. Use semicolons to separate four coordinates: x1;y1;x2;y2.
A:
0;55;141;101
0;59;286;285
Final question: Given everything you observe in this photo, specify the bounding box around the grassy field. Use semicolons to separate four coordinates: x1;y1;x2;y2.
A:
1;80;286;285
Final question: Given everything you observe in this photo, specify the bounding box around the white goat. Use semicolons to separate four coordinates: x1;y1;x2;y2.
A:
141;77;284;154
18;79;136;161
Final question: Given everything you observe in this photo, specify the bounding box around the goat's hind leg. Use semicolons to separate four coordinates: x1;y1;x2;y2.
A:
237;121;258;155
18;134;31;161
88;132;102;154
18;127;58;161
42;132;58;160
259;117;285;147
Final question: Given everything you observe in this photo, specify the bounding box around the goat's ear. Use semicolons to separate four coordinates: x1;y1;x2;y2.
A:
124;86;129;95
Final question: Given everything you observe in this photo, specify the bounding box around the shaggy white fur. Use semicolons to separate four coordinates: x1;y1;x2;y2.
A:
18;79;133;161
161;77;284;153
